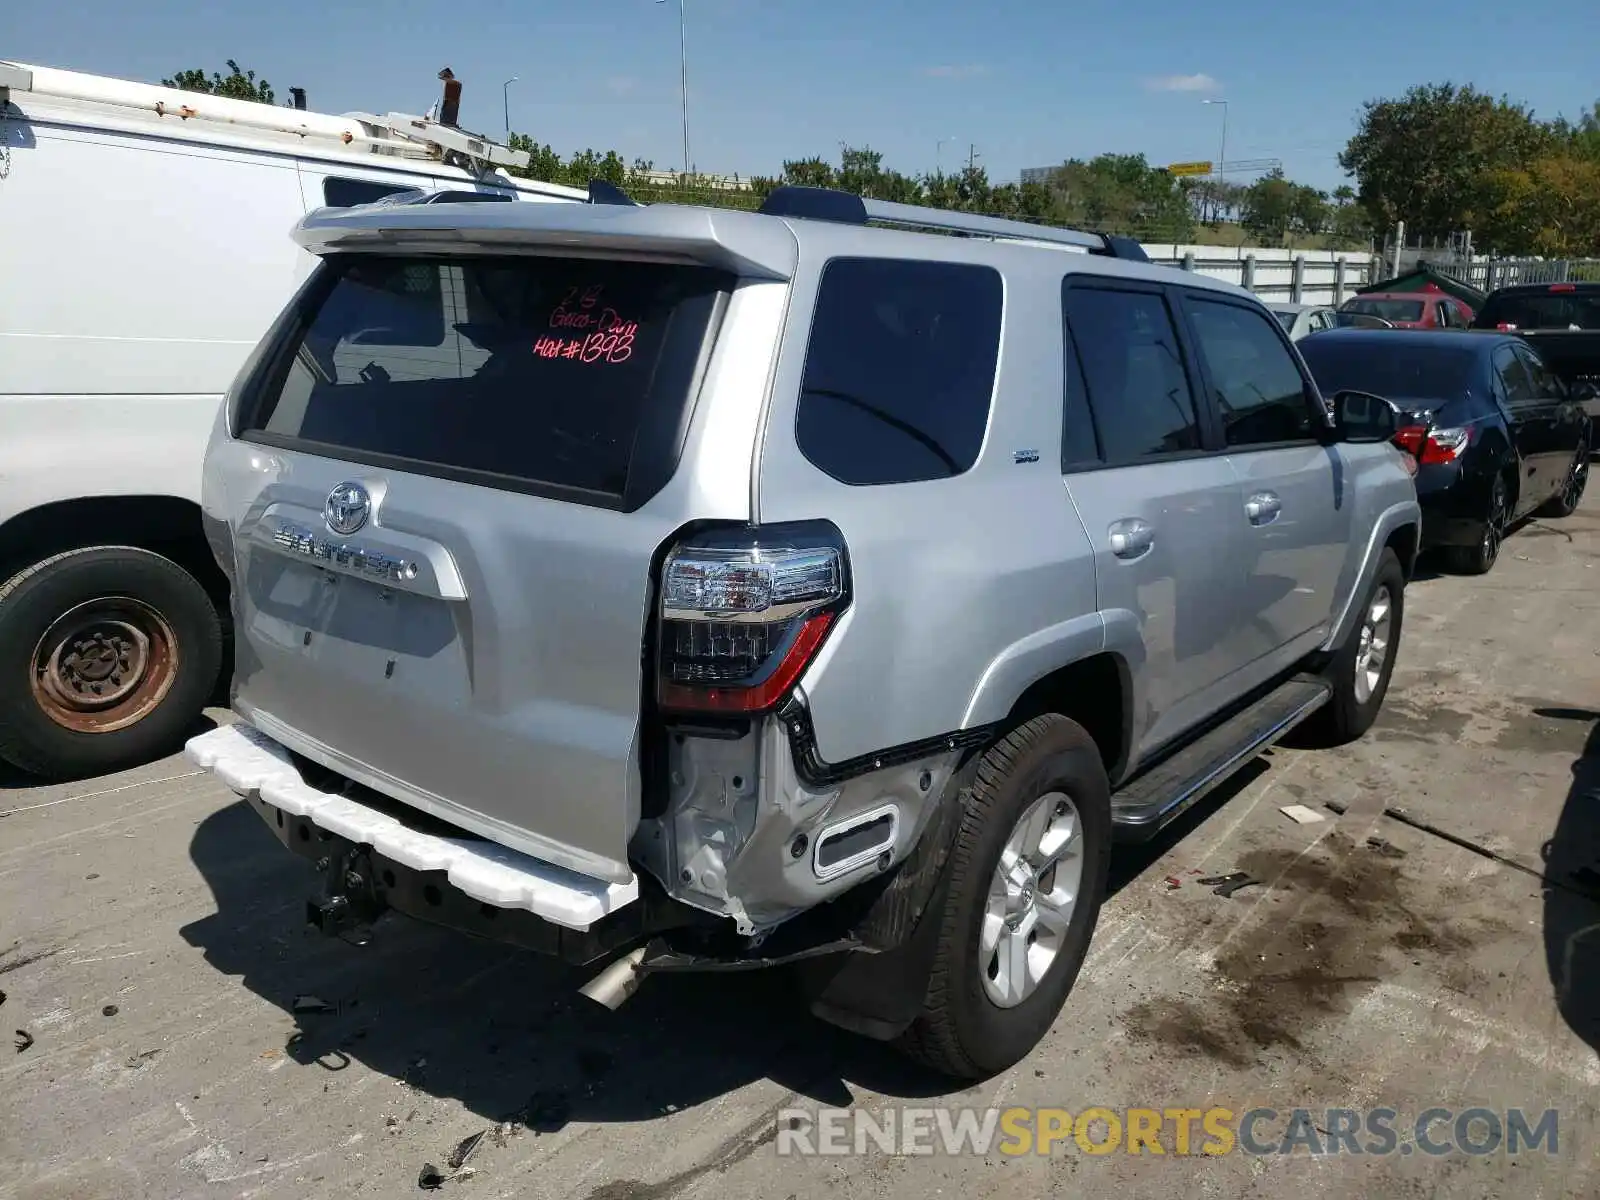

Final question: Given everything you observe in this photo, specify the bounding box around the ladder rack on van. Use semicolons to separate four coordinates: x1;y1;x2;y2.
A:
0;61;531;174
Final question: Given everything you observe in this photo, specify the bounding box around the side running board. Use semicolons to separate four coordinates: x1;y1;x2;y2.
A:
1111;674;1331;842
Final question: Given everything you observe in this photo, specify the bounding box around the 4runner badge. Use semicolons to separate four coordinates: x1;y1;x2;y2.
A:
324;482;371;536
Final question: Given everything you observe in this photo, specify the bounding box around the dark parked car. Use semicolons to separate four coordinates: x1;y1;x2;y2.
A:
1299;329;1591;574
1471;281;1600;425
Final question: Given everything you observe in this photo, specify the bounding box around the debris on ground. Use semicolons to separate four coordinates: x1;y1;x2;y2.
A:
15;1029;34;1053
292;995;338;1015
447;1130;486;1170
125;1049;160;1069
1197;872;1262;898
1280;804;1326;825
1163;876;1182;891
417;1162;446;1190
1366;836;1407;859
101;1004;119;1017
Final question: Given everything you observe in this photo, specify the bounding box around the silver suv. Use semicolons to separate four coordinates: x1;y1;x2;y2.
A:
188;185;1422;1080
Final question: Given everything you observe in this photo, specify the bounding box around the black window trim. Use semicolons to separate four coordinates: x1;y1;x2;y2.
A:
231;252;734;514
793;255;1005;488
1059;275;1219;474
1171;287;1333;455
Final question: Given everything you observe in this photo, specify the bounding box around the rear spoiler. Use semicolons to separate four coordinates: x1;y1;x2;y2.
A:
291;187;800;280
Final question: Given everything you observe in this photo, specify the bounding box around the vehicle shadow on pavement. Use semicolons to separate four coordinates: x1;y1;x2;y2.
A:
180;802;966;1126
1539;708;1600;1054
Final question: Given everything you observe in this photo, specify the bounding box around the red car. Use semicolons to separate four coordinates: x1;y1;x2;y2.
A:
1339;290;1475;330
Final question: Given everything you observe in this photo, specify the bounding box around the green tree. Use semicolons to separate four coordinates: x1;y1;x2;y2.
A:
1339;82;1558;241
1042;154;1194;240
162;60;275;104
1240;169;1297;244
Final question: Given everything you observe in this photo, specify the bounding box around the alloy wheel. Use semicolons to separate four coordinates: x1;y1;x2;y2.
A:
980;791;1085;1008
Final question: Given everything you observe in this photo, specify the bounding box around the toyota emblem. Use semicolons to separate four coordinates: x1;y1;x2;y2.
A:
324;482;371;536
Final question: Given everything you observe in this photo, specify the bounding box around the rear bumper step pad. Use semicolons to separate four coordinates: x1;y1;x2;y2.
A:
185;722;639;931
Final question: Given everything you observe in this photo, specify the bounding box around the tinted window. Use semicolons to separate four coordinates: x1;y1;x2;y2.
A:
1298;338;1476;402
322;177;418;208
1516;346;1563;399
1343;297;1425;323
796;259;1001;485
245;254;729;502
1186;297;1317;446
1475;290;1600;331
1063;287;1200;461
1493;346;1537;405
1272;309;1298;333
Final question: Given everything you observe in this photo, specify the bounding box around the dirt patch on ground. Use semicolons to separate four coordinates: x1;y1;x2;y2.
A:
1123;831;1510;1070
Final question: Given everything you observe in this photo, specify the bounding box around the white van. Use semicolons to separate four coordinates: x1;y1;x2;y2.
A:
0;60;586;779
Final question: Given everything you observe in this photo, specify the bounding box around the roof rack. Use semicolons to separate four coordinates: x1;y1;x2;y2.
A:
756;185;1150;262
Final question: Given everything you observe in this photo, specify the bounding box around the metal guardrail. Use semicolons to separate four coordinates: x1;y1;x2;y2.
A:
1152;251;1374;305
1430;258;1600;291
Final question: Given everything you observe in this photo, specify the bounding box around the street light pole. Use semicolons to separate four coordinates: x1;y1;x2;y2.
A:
657;0;690;176
502;76;517;141
936;136;956;175
1202;98;1228;222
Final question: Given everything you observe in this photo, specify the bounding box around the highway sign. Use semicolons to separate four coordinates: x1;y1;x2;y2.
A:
1166;161;1214;177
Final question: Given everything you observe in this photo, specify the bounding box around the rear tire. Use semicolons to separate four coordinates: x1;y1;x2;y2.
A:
897;714;1111;1080
1301;547;1404;747
1448;472;1509;576
0;547;223;780
1539;441;1589;518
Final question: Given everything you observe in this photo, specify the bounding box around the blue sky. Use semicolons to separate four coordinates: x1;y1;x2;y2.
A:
9;0;1598;191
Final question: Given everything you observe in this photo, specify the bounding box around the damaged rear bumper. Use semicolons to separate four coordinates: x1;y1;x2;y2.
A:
186;723;657;963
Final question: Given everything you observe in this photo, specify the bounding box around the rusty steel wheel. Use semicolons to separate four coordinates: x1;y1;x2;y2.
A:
30;596;181;734
0;546;222;780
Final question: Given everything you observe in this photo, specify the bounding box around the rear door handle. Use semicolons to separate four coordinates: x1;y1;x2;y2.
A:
1245;491;1282;526
1108;518;1154;560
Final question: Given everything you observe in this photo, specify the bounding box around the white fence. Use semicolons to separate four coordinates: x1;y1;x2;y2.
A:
1143;244;1376;306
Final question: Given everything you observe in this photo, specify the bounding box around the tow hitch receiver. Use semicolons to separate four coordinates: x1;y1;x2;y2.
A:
307;847;386;942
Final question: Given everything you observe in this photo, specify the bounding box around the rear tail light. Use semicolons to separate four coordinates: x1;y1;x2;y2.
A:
1551;283;1576;293
655;522;848;714
1495;322;1519;331
1394;424;1469;466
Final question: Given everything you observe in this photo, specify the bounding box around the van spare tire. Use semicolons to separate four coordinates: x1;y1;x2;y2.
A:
0;546;223;779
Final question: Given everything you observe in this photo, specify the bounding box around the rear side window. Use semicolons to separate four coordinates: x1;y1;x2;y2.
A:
1184;297;1318;447
1492;346;1537;405
322;177;417;208
242;254;730;507
1063;286;1200;462
795;258;1002;485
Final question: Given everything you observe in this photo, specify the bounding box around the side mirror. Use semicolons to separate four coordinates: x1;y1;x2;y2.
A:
1331;389;1404;444
1572;380;1599;402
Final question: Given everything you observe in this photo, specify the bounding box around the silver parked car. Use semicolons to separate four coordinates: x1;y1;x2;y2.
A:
1268;301;1340;340
188;184;1423;1080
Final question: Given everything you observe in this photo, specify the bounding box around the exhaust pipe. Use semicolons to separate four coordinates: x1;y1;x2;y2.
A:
579;945;650;1010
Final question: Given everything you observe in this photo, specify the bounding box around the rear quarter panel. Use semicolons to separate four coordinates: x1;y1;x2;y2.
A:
753;229;1103;765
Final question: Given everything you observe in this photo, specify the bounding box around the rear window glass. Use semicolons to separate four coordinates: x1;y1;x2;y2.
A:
1475;291;1600;331
795;258;1002;485
243;254;729;503
1342;297;1425;322
1297;338;1476;403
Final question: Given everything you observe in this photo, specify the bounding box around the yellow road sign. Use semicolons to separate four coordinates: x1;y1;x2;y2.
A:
1166;161;1214;177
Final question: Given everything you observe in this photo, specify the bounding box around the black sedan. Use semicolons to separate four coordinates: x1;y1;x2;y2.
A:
1299;329;1592;574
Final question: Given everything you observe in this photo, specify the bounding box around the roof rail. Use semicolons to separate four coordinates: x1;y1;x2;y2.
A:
756;185;1150;262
